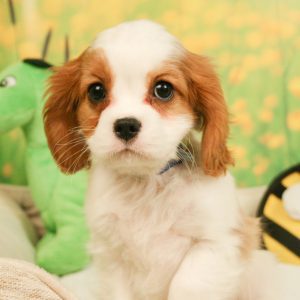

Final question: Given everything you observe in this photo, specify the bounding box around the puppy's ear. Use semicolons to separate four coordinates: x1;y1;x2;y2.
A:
43;56;90;174
182;52;234;176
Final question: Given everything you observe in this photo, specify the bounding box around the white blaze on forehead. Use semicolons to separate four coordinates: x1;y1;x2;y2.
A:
91;20;184;104
92;20;183;72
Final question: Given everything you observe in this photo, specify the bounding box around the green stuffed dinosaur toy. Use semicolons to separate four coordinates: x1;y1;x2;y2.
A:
0;59;89;275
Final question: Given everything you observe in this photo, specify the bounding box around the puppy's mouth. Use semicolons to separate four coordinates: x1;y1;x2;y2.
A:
112;146;150;160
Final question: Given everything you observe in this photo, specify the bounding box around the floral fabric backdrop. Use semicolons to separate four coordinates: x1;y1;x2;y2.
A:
0;0;299;187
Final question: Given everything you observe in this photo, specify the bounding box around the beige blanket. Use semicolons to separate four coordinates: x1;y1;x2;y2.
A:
0;258;76;299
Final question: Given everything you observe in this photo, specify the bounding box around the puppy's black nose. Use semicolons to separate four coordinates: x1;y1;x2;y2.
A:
114;118;141;141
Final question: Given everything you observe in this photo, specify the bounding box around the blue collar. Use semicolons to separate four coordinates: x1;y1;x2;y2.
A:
159;145;190;175
158;158;183;175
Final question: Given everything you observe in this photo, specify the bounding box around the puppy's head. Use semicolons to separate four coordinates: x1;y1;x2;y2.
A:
44;20;233;176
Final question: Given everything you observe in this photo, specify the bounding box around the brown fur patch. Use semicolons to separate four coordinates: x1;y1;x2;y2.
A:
179;51;234;176
43;48;112;173
147;53;233;176
146;63;195;119
78;49;112;137
233;215;260;260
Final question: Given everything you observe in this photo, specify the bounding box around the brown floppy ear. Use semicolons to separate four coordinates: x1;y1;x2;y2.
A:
182;52;234;176
43;56;90;174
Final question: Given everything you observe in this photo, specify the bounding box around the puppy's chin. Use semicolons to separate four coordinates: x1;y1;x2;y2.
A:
94;150;171;177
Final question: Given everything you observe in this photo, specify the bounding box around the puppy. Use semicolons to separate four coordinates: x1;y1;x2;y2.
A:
44;20;279;300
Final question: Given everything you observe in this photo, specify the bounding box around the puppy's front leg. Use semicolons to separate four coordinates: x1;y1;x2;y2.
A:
96;266;133;300
110;271;133;300
168;241;243;300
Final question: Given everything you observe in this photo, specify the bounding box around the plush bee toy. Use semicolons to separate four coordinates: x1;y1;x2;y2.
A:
257;164;300;265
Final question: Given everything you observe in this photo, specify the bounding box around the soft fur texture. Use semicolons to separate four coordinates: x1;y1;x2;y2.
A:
44;20;280;300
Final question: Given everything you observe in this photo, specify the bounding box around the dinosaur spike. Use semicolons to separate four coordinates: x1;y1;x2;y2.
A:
42;28;52;60
23;58;53;69
65;35;70;62
7;0;16;25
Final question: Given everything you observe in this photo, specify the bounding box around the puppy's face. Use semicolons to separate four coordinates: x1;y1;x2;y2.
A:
44;21;232;176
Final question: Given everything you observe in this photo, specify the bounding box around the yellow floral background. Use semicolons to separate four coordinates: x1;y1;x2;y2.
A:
0;0;300;186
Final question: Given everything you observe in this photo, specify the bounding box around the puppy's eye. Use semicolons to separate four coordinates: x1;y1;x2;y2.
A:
88;83;106;102
153;81;173;101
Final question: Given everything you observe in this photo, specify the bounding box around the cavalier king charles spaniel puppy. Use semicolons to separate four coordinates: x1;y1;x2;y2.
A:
43;20;280;300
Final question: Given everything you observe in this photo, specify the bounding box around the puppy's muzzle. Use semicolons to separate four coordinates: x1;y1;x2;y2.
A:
114;118;141;142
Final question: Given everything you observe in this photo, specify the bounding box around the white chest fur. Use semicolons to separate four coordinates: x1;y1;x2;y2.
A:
85;165;239;299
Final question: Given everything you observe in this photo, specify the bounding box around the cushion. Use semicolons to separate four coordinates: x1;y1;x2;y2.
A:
0;258;76;300
0;189;36;262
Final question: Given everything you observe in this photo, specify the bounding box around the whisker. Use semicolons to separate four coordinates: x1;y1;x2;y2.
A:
56;137;86;147
57;144;88;170
67;145;89;174
177;150;193;175
178;140;198;174
55;140;87;165
53;136;86;157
